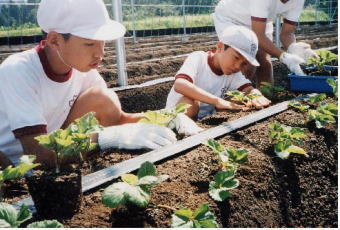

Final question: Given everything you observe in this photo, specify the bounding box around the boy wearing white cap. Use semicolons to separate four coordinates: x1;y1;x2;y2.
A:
213;0;318;87
0;0;200;168
166;26;271;119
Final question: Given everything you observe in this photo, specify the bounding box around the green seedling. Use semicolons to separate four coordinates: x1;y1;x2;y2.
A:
309;93;327;103
259;82;284;99
171;203;219;228
203;139;248;170
0;203;63;228
35;112;102;173
307;49;338;72
327;79;338;99
268;122;308;159
225;90;261;106
0;155;39;200
208;169;239;202
308;102;338;128
288;101;310;112
102;162;168;208
139;103;191;127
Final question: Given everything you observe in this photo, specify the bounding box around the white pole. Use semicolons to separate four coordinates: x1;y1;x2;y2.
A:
182;0;188;41
112;0;128;86
275;16;281;48
130;0;138;44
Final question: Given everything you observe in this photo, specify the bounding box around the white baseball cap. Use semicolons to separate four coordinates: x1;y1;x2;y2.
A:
37;0;126;41
219;26;259;66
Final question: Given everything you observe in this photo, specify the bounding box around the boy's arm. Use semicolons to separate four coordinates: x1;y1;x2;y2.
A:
174;78;244;110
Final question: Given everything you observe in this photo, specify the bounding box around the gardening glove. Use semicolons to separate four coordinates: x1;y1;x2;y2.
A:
167;113;204;136
287;42;318;61
280;52;305;75
98;123;177;150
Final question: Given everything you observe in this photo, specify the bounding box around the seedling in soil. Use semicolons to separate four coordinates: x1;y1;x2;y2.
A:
268;122;308;159
209;169;239;202
309;93;327;103
308;102;338;129
102;161;168;208
35;112;102;173
288;101;310;112
139;103;191;127
327;79;338;99
0;155;39;200
259;82;284;99
203;139;248;170
171;203;219;228
0;203;63;228
225;90;261;107
307;49;338;74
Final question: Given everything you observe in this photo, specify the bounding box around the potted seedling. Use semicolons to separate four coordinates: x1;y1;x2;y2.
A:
102;161;168;209
225;90;261;108
288;49;338;93
171;203;219;228
268;122;308;159
26;112;102;219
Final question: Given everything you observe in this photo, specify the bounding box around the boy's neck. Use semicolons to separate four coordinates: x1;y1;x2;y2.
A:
208;51;223;76
43;44;72;76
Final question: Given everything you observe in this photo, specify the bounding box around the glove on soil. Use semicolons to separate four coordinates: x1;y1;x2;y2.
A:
287;42;318;61
98;123;177;150
167;113;204;136
280;52;305;76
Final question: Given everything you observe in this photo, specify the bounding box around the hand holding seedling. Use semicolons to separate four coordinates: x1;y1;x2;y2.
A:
246;89;271;109
214;97;246;111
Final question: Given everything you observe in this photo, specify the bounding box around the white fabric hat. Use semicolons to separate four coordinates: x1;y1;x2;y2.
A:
37;0;126;41
219;26;259;66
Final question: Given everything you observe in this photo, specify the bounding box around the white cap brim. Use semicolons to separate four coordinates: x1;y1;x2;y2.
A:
232;46;259;67
72;20;126;41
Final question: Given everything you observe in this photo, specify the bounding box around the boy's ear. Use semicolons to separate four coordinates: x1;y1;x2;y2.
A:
46;32;62;51
216;41;224;52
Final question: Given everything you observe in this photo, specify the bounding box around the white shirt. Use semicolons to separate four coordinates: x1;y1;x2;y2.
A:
166;51;251;119
0;43;107;164
215;0;305;27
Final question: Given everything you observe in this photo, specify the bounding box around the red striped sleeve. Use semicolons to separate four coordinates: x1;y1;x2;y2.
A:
251;16;267;22
175;74;193;83
237;83;253;91
13;125;47;138
283;18;297;26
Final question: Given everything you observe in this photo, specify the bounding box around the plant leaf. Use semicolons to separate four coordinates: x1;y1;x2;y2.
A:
0;203;19;227
16;204;32;225
27;220;64;228
121;174;138;185
137;161;156;179
171;213;193;228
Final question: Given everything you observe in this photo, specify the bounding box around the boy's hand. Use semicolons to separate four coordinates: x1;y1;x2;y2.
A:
246;89;271;109
215;98;246;111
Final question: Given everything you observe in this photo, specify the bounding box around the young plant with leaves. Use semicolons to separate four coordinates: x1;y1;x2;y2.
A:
203;139;248;170
288;101;310;112
225;90;261;107
268;122;308;159
0;203;63;228
0;155;39;200
171;203;219;228
308;102;338;128
307;49;338;72
259;82;284;99
208;169;239;202
139;103;191;127
327;79;338;99
35;112;102;173
102;161;168;208
309;93;327;104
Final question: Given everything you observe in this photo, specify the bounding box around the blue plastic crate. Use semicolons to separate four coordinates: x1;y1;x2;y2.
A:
288;65;338;93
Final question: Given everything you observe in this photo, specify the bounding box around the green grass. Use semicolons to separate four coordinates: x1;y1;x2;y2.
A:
0;8;331;38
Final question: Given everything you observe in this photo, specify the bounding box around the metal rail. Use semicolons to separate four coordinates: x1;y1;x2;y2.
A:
12;94;314;212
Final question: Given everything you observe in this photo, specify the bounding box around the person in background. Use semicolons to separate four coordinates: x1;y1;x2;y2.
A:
166;26;271;120
0;0;200;169
213;0;318;87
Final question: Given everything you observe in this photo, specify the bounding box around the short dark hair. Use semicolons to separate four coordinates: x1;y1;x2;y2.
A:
224;44;230;50
41;30;72;41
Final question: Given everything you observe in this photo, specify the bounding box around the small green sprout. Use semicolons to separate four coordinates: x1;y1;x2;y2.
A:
208;169;239;202
268;122;308;159
171;203;219;228
288;101;310;112
35;112;102;173
307;49;338;72
259;82;284;99
327;79;338;99
225;90;261;106
308;102;338;128
309;93;327;103
102;162;168;208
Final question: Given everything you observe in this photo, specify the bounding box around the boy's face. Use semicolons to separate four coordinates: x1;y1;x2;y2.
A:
57;34;105;72
217;46;248;75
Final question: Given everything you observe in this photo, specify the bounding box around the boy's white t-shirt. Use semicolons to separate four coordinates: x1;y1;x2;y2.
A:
0;42;107;165
215;0;305;27
166;51;251;119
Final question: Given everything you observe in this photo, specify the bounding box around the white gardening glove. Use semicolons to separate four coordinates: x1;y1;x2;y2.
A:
280;52;305;75
287;42;318;61
98;123;177;150
167;114;204;136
